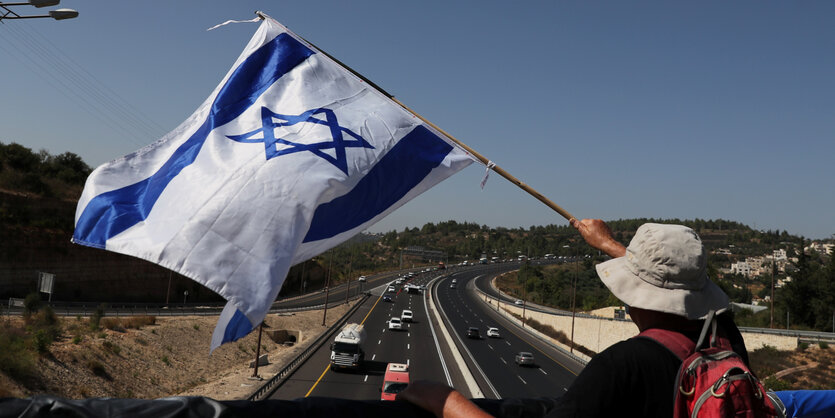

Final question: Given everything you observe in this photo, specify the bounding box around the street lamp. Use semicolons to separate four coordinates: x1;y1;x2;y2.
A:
1;1;78;21
564;245;578;354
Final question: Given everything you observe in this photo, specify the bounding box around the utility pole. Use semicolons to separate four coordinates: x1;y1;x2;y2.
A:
251;323;264;379
322;250;333;326
770;255;775;329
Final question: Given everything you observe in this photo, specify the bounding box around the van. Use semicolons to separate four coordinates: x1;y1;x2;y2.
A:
380;363;409;401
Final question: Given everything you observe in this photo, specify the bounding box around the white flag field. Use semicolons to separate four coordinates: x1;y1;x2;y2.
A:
72;16;475;351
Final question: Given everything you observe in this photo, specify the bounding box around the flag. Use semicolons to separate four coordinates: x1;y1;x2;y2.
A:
72;15;474;351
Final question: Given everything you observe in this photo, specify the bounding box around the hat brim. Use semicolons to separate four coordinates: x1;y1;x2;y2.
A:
596;256;729;320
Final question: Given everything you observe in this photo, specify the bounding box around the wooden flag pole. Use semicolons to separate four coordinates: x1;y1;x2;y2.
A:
255;11;576;222
389;97;576;222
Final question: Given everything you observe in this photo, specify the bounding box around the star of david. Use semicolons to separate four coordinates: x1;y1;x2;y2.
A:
227;107;374;175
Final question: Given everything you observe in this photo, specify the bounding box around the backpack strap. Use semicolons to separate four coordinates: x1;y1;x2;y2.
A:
637;328;696;361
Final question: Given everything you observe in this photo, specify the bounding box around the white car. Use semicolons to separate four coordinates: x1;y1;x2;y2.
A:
358;276;367;282
387;285;396;293
388;317;402;330
401;310;413;322
514;300;524;306
487;327;500;338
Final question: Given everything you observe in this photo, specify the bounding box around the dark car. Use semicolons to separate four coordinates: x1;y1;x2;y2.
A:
466;327;480;339
383;295;392;302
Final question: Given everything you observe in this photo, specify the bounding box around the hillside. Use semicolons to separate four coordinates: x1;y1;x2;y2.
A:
0;304;353;399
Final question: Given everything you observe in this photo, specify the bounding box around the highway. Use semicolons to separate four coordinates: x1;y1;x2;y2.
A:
434;268;583;399
264;264;584;403
269;269;464;400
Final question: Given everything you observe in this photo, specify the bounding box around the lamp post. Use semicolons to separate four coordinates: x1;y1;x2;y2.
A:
1;1;78;21
564;245;578;354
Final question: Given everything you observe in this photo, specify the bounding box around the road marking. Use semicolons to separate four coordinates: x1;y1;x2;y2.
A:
518;376;527;384
364;375;368;382
407;343;410;349
487;344;493;350
539;368;548;375
372;354;376;360
505;341;511;346
500;357;506;364
305;293;383;398
407;359;410;366
378;340;381;345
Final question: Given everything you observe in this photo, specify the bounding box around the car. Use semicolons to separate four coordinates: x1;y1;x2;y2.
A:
388;317;402;330
514;299;524;306
466;327;480;339
401;309;413;322
449;283;456;289
395;278;403;285
487;327;500;338
515;352;534;366
383;295;392;302
358;276;367;282
387;285;396;293
380;363;409;401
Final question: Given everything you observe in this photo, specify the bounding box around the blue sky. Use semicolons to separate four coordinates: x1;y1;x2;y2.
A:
1;1;833;239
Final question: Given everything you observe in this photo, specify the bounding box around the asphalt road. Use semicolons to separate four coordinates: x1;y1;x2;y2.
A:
433;267;584;399
269;269;456;401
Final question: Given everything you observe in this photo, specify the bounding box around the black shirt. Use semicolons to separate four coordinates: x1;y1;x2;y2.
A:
545;337;681;418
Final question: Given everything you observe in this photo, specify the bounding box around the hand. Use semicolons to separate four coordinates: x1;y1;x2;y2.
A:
570;218;626;258
397;381;491;418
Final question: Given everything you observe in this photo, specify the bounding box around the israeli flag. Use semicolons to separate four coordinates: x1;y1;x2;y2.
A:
73;16;474;351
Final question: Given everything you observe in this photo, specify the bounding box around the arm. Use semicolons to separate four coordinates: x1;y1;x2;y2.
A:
570;218;626;258
397;381;492;418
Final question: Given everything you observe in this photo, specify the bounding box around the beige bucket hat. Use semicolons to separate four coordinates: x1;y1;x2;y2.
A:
595;223;729;320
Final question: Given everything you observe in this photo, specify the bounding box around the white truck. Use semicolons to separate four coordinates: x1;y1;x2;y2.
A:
330;323;366;371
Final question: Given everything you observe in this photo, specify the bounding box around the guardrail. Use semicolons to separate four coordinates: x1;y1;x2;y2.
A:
247;293;371;401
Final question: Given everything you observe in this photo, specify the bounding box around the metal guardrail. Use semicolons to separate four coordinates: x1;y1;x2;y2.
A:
247;293;371;401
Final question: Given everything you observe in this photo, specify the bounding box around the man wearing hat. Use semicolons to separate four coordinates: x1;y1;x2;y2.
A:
399;219;749;417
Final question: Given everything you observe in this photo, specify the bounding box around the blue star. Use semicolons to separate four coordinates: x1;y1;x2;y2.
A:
227;107;374;175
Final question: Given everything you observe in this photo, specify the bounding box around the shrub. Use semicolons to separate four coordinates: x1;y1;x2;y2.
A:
32;329;53;354
87;360;107;377
0;325;35;379
90;304;106;331
763;376;793;391
23;292;41;317
161;355;170;366
797;342;809;351
135;338;148;346
72;335;82;344
101;316;155;331
102;341;121;355
819;342;829;349
193;324;200;330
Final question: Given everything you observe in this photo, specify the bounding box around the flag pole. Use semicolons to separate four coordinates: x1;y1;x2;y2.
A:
255;11;576;222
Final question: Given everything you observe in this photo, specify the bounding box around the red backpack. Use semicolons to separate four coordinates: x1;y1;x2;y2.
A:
638;311;782;418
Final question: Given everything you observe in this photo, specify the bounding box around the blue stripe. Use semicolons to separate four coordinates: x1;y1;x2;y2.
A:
74;33;314;247
223;309;254;344
303;125;452;243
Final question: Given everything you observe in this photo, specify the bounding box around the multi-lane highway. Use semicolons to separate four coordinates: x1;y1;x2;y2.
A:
265;265;584;403
434;268;583;399
270;269;460;400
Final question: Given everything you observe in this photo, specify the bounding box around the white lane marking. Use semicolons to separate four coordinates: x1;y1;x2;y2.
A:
518;376;527;384
407;359;410;366
505;341;511;346
407;343;410;349
364;375;368;382
564;387;568;392
487;344;493;350
378;340;381;345
372;354;376;360
500;357;506;364
539;368;548;375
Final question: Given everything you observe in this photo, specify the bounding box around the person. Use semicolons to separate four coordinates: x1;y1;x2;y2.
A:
399;219;749;417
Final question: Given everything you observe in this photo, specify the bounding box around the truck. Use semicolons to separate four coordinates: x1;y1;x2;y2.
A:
330;323;366;371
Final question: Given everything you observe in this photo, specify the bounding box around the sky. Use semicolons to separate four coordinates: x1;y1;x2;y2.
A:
1;1;833;240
